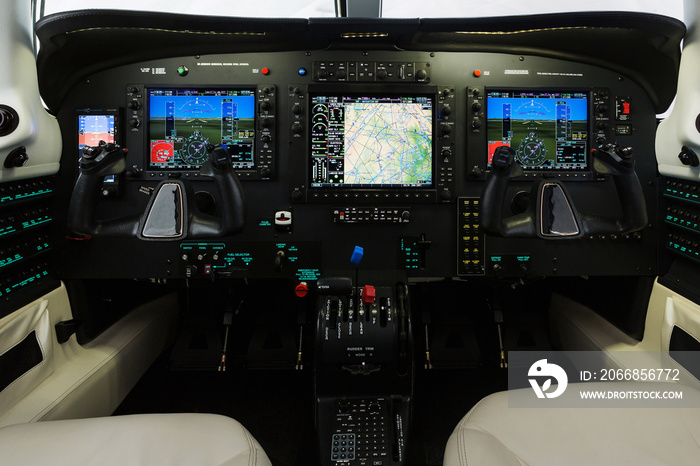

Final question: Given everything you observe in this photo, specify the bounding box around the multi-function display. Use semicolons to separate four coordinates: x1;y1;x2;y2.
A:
147;88;256;170
310;94;434;188
486;90;589;170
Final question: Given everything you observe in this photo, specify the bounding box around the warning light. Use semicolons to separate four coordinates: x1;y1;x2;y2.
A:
261;68;270;75
473;70;482;77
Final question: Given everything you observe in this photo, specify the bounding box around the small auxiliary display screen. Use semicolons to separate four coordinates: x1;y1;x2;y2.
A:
309;94;433;188
147;88;256;170
78;114;116;152
486;90;589;170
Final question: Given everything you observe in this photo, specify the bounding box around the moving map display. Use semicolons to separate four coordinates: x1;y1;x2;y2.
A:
147;88;256;170
309;94;433;188
486;90;589;170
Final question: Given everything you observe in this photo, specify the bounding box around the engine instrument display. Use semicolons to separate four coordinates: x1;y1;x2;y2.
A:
486;90;589;170
147;88;256;170
309;94;434;188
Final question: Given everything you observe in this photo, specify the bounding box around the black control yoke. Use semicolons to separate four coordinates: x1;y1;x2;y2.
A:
480;143;647;239
67;142;245;239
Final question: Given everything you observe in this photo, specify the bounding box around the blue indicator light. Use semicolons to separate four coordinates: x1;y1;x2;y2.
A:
298;68;307;76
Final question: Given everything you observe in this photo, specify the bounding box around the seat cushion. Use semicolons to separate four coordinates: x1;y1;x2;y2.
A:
0;413;271;466
445;383;700;466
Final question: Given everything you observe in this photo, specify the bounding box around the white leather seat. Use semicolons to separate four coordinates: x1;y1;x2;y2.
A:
445;382;700;466
0;413;272;466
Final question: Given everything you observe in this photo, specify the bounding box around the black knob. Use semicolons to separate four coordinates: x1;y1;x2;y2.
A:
318;69;328;79
337;70;347;79
128;86;139;94
261;118;271;128
401;210;411;221
261;135;271;143
596;104;608;114
470;166;484;178
492;263;505;278
596;121;607;130
260;167;271;178
441;190;452;201
129;118;140;128
442;106;452;116
472;102;482;112
292;104;302;115
441;125;452;136
261;101;272;111
442;89;451;97
128;100;141;110
293;87;302;95
679;146;700;167
3;146;28;168
441;148;452;158
290;189;303;201
472;89;480;96
377;70;388;79
416;69;428;80
263;87;271;94
471;119;482;129
291;122;303;134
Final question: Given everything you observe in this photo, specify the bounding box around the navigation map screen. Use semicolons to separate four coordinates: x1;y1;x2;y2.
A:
486;90;589;170
309;94;433;188
78;114;116;153
147;88;256;170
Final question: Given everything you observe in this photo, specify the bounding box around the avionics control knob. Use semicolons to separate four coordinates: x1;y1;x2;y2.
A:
261;101;272;111
129;117;141;128
416;69;428;80
401;210;411;222
128;86;139;94
337;70;347;79
441;190;452;201
128;100;141;110
260;167;271;178
441;148;452;159
596;104;609;114
472;101;482;112
472;119;482;129
440;125;452;136
377;69;388;79
261;118;271;128
261;135;271;143
318;69;328;79
442;106;452;116
290;188;303;201
292;104;302;115
291;122;303;134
